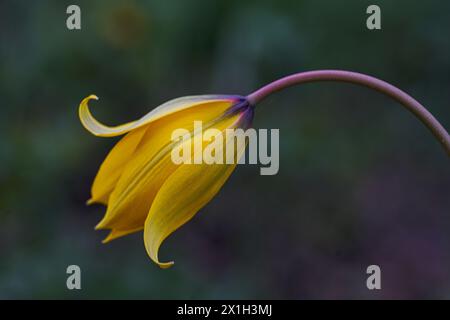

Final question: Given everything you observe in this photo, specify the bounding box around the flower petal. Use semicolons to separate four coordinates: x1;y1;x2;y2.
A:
102;227;143;244
95;104;240;231
143;128;247;268
79;94;242;137
87;125;148;205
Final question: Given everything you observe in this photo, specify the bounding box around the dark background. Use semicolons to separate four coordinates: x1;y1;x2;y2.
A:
0;0;449;299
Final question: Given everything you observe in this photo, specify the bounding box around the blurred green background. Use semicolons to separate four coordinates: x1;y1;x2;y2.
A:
1;0;449;299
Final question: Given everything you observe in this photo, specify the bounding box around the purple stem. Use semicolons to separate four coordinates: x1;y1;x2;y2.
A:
247;70;450;156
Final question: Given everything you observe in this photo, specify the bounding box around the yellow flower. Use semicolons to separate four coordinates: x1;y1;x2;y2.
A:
79;94;254;268
78;70;450;269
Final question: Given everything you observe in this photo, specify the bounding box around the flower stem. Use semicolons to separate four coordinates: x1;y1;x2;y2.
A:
247;70;450;156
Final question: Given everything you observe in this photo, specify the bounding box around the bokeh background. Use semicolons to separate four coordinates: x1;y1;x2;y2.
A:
1;0;449;299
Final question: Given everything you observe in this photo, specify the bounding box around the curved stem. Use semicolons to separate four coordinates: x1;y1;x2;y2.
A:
247;70;450;156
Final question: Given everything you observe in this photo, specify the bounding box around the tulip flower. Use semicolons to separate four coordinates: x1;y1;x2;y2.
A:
80;94;253;267
79;70;450;268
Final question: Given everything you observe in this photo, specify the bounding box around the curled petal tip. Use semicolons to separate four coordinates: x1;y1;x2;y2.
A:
157;261;175;269
81;94;98;104
146;245;175;269
86;198;95;205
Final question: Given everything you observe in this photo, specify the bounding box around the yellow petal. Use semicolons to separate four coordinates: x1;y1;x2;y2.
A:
79;94;240;137
143;128;246;268
95;102;238;232
101;227;143;244
88;125;147;205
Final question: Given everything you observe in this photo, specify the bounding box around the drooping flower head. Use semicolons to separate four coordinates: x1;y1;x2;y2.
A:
79;70;450;268
79;94;254;268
